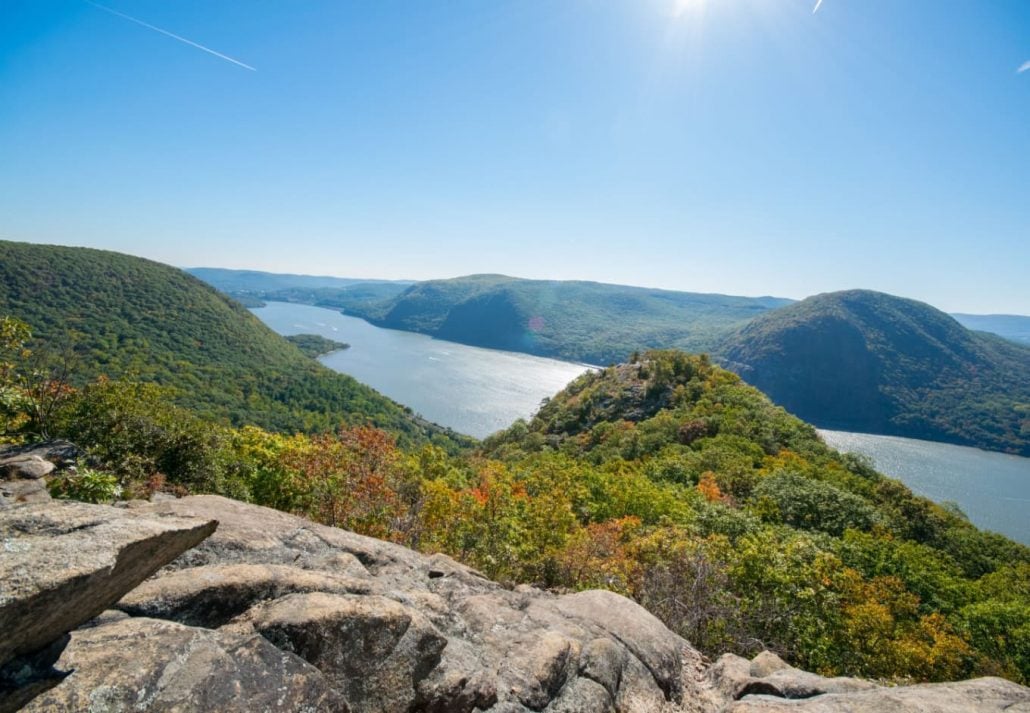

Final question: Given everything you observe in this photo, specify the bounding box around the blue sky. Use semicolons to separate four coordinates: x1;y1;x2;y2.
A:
1;0;1028;313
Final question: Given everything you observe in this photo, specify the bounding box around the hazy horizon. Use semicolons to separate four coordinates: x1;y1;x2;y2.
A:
188;260;1029;317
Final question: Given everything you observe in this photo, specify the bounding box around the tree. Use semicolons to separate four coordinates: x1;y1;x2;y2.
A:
0;316;33;439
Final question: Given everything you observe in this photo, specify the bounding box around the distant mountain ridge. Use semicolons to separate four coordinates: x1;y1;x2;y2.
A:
185;267;413;293
186;267;412;313
343;274;792;365
721;290;1030;455
190;267;1030;455
0;241;460;447
191;267;1030;348
951;313;1030;345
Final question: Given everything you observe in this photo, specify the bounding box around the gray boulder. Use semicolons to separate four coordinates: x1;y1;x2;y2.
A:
750;652;791;678
228;591;447;713
20;617;345;712
0;478;50;505
116;562;378;627
709;653;877;702
709;654;756;701
0;500;217;668
0;456;54;481
721;676;1030;712
0;440;82;469
555;589;687;702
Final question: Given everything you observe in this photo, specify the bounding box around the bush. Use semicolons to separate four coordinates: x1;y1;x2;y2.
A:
49;467;122;504
752;472;881;536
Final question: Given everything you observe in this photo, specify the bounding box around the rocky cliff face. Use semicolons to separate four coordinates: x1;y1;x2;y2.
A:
1;493;1028;713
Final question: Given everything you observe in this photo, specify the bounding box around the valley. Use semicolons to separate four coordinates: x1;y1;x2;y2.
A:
196;267;1030;457
5;3;1029;708
252;300;1030;546
253;301;592;438
2;244;1029;695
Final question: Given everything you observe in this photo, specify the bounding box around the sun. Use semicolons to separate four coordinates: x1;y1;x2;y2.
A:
672;0;707;18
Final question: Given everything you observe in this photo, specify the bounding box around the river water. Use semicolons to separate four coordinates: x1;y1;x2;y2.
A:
253;301;1029;545
819;430;1029;544
253;301;592;439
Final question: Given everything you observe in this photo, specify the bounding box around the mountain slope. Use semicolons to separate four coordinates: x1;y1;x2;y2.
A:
721;290;1030;455
479;350;1030;681
345;274;792;365
0;241;458;446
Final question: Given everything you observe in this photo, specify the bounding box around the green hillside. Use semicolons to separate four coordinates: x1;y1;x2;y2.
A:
344;274;791;365
0;241;459;447
477;350;1030;682
721;290;1030;455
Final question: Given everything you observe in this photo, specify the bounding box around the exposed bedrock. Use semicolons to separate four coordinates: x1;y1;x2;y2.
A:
2;494;1028;712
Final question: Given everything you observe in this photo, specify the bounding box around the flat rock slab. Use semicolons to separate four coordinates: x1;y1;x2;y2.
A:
0;501;217;667
140;494;422;578
117;562;378;628
710;653;877;702
722;676;1030;712
20;617;345;712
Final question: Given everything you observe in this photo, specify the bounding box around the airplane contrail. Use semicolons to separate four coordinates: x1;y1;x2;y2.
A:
85;0;255;71
1019;60;1030;74
813;0;824;13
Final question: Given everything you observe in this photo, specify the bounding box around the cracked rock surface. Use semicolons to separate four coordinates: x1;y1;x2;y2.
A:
3;494;1029;712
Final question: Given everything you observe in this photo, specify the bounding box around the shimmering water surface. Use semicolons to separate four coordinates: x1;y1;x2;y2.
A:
254;302;1029;544
819;430;1030;544
253;301;592;439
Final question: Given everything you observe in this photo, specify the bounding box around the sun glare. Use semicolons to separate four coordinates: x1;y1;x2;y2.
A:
672;0;707;19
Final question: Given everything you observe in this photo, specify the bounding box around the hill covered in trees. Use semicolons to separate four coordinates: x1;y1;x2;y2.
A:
721;290;1030;455
340;274;791;365
475;351;1030;683
0;241;460;447
191;268;1030;456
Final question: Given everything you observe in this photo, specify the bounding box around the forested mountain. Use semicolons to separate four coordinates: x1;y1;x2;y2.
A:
951;313;1030;345
0;241;459;447
721;290;1030;455
186;267;411;311
193;268;1030;455
473;351;1029;683
343;274;791;365
185;267;413;293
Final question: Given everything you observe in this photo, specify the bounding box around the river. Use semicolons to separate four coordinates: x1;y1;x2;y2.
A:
819;430;1029;544
252;301;592;439
253;301;1030;545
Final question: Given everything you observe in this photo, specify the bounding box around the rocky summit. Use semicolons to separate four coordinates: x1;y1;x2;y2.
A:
1;494;1028;713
